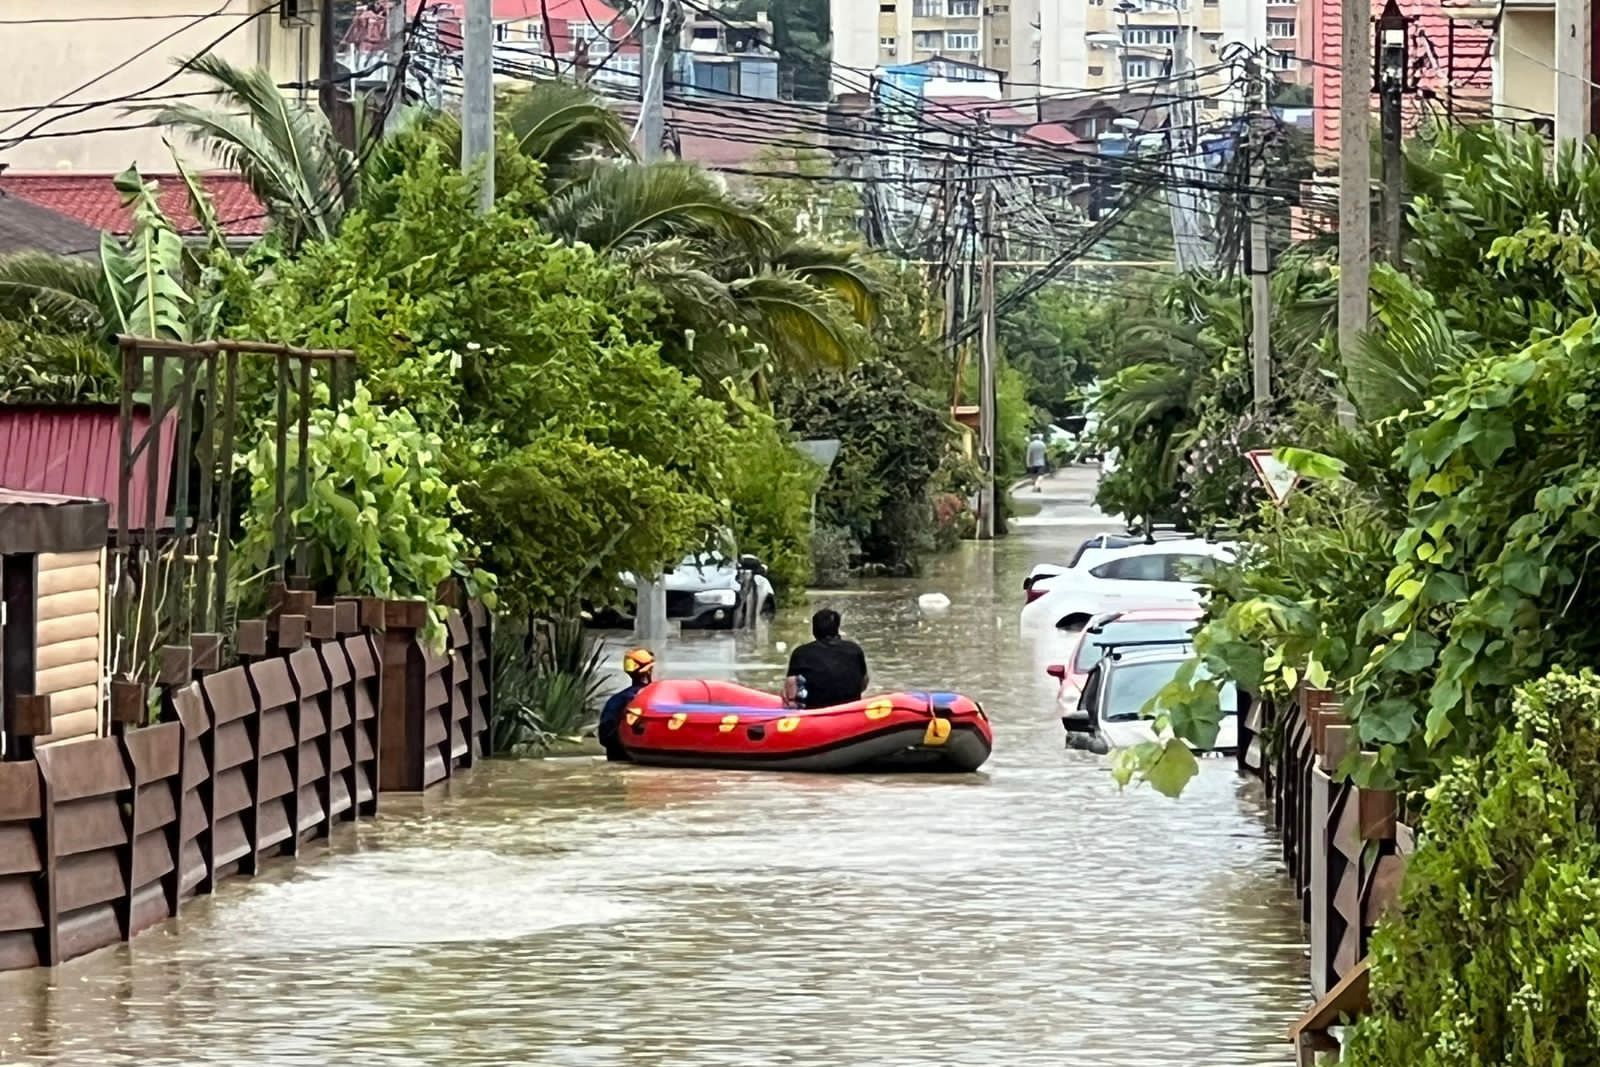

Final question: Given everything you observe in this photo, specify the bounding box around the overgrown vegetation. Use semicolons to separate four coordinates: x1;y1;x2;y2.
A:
490;619;607;755
1343;668;1600;1064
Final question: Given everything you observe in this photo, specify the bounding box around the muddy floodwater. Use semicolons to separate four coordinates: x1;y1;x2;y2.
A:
0;470;1306;1066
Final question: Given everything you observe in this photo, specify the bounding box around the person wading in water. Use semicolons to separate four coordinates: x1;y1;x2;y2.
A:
783;609;869;709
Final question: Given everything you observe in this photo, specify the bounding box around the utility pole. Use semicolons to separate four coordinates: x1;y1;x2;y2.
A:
977;183;998;542
639;0;669;161
385;0;407;136
1337;0;1372;425
1376;0;1409;266
1555;0;1589;146
1248;65;1272;410
462;0;495;213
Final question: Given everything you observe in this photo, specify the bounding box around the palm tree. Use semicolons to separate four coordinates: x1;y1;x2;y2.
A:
148;53;356;251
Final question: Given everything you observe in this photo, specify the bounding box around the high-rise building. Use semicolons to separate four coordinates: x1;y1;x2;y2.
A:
832;0;1279;108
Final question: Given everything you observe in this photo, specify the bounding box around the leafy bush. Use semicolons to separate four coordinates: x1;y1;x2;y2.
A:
809;523;858;586
491;618;606;755
231;142;734;618
1343;668;1600;1065
723;415;823;597
235;385;484;616
778;358;956;572
0;317;119;403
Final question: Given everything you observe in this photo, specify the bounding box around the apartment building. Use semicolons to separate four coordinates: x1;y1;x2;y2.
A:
1;1;322;173
833;0;1275;106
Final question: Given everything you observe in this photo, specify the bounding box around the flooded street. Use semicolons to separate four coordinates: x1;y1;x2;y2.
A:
1;469;1306;1066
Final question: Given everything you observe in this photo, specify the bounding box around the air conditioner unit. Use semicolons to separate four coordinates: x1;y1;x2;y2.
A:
281;0;317;28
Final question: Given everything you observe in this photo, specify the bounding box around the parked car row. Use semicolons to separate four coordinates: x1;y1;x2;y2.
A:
1031;529;1239;757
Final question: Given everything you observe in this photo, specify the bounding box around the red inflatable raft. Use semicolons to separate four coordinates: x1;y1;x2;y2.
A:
619;679;993;773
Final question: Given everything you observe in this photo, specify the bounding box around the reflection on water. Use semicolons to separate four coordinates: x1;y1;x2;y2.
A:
0;484;1304;1066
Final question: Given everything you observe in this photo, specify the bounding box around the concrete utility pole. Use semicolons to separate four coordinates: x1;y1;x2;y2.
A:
1336;0;1372;425
977;183;998;542
385;0;407;136
462;0;495;213
1376;0;1409;267
319;0;338;121
1249;73;1272;410
639;0;669;161
1554;0;1589;147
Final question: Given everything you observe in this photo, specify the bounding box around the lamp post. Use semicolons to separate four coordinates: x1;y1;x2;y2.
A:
1375;0;1410;265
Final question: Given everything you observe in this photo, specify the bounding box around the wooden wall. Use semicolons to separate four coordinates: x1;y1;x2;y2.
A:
33;549;105;745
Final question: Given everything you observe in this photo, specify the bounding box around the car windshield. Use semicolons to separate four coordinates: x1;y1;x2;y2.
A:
1074;619;1197;671
1101;660;1238;723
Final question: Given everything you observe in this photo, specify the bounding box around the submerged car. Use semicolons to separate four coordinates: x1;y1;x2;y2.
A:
1064;644;1239;755
1023;529;1198;604
1020;539;1233;631
601;551;776;630
1046;605;1202;724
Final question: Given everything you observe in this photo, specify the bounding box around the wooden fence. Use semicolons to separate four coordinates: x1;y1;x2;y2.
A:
0;594;490;971
1239;687;1410;1064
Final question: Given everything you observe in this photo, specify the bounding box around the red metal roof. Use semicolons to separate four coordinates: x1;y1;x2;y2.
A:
0;172;267;239
1023;122;1083;146
0;405;176;532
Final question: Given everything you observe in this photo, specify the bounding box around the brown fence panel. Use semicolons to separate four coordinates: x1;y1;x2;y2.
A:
444;610;473;767
468;600;492;758
122;721;182;937
286;645;332;844
345;633;380;812
0;761;46;968
35;737;125;962
201;666;261;881
167;682;211;897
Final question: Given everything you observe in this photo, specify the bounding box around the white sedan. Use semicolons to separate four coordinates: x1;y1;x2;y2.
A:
1020;539;1233;631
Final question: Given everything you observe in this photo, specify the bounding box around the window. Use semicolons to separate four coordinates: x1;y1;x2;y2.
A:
914;0;942;15
881;35;897;50
913;29;942;50
1124;58;1151;78
1154;28;1177;44
1125;27;1177;45
1124;27;1150;44
1087;63;1104;76
524;22;543;44
880;3;896;10
946;30;979;50
948;0;980;15
569;20;609;53
494;22;507;40
1090;555;1169;582
1268;18;1295;37
993;36;1009;46
1267;48;1294;69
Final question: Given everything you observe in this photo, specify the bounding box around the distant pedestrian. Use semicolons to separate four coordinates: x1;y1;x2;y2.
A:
784;609;869;709
1026;433;1048;493
598;648;655;762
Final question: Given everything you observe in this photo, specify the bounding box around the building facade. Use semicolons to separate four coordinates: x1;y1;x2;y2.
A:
833;0;1278;106
0;0;322;173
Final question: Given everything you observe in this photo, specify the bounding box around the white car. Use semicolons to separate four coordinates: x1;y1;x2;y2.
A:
617;551;776;630
1020;539;1233;631
1066;646;1240;755
1024;530;1199;603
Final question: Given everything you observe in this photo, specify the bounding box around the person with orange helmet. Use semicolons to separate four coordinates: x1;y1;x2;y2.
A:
598;647;655;762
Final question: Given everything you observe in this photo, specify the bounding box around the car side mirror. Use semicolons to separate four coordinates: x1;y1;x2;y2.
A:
1061;710;1093;733
1046;664;1067;680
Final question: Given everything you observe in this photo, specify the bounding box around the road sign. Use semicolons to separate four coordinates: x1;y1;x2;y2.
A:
1246;449;1300;506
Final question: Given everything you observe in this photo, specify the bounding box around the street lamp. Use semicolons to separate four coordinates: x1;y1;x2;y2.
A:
1375;0;1409;94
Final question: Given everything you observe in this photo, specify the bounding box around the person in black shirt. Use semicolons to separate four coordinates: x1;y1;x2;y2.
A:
783;609;869;709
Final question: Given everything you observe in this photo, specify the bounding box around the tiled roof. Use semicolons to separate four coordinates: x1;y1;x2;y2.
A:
0;172;268;239
1022;122;1083;146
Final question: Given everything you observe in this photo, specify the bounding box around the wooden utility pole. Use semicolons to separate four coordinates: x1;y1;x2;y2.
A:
1555;0;1589;146
462;0;495;213
1337;0;1371;425
977;183;998;542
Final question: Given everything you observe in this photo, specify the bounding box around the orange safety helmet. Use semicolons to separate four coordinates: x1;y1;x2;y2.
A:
622;648;656;676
